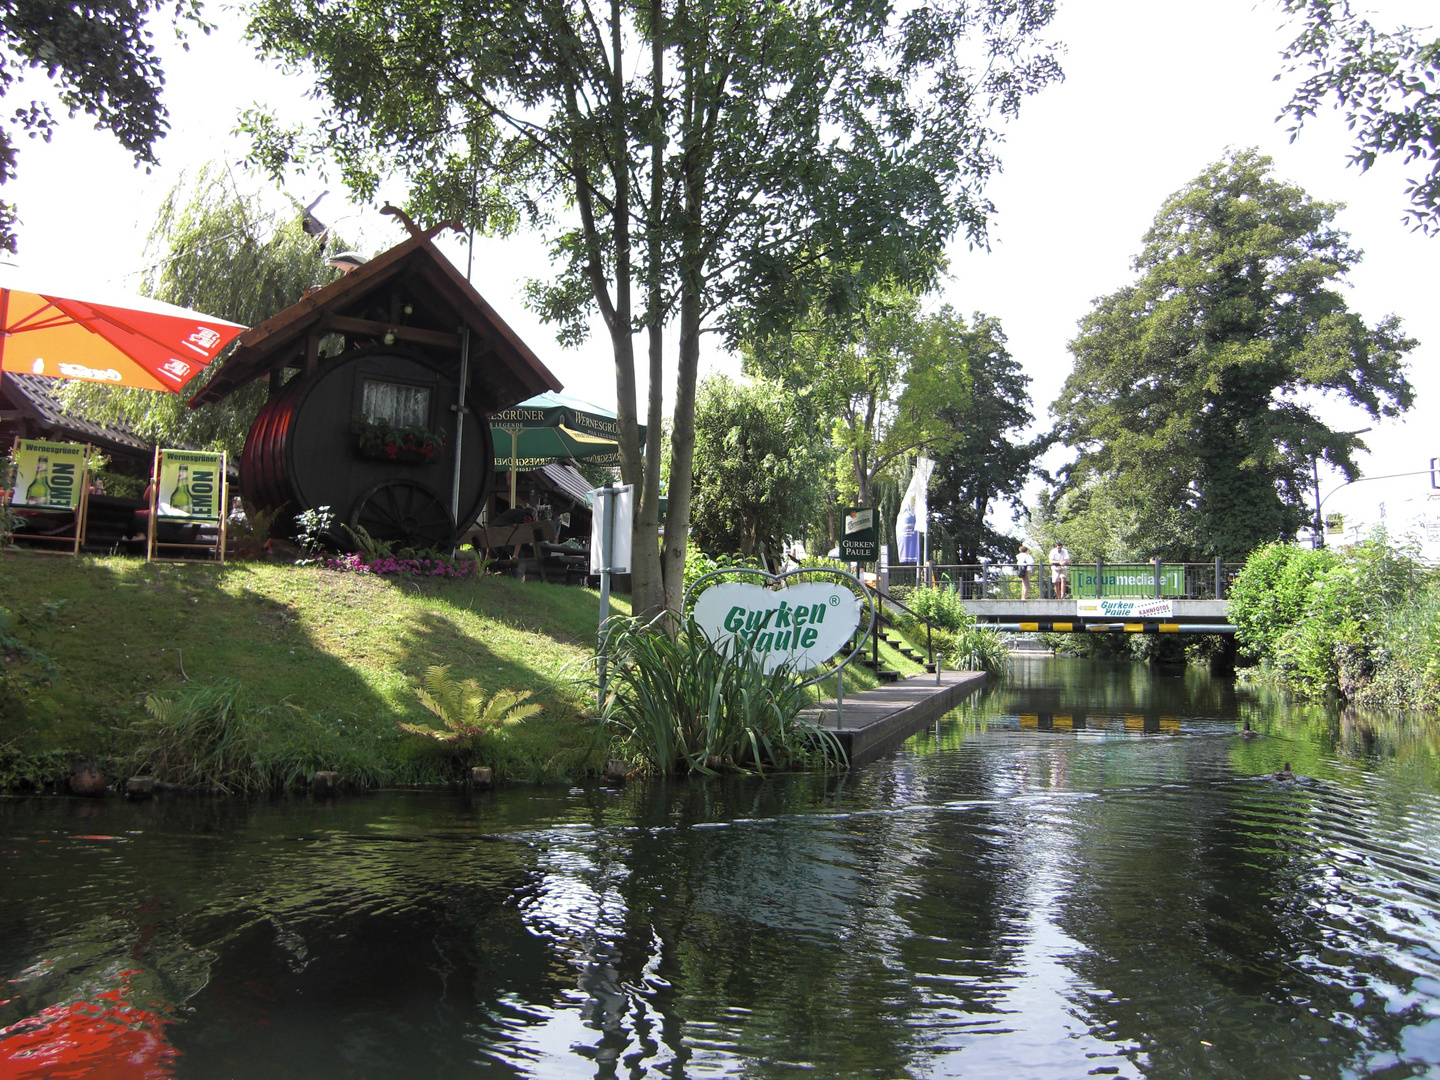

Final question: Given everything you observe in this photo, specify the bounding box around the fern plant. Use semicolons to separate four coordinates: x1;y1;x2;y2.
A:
399;665;542;747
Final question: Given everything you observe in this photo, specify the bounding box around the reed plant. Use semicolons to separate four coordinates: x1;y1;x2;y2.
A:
599;614;845;775
948;624;1011;678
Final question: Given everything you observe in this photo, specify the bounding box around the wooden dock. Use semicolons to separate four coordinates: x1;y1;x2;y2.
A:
802;668;989;767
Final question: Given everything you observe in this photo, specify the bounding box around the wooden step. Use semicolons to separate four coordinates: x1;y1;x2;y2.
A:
876;669;903;684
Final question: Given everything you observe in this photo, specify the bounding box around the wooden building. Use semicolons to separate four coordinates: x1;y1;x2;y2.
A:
191;221;562;549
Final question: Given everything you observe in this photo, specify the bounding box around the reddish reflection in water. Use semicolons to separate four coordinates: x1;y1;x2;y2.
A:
0;971;176;1079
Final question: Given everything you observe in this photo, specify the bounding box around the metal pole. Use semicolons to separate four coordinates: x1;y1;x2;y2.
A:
1215;555;1224;600
449;328;470;532
597;483;615;709
1312;456;1325;548
1096;558;1104;599
1153;556;1162;600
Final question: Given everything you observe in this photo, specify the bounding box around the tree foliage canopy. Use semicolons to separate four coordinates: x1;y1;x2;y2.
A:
689;375;825;560
0;0;205;251
1281;0;1440;233
56;166;342;457
241;0;1061;615
745;291;977;508
927;314;1038;564
1052;150;1415;561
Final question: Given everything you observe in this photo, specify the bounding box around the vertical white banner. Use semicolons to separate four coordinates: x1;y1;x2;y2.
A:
590;485;634;574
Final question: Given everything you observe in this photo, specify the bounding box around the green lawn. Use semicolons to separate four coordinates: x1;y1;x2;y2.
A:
1;553;629;784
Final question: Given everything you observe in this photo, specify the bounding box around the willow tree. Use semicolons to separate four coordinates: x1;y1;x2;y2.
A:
242;0;1061;618
55;165;341;456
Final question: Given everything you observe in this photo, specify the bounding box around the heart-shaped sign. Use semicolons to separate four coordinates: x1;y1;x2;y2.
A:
691;579;862;672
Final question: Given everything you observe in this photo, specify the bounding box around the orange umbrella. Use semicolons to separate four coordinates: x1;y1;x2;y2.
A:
0;270;246;393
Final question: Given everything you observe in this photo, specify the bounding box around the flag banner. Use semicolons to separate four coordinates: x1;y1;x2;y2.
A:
10;439;85;510
894;457;935;563
156;450;224;521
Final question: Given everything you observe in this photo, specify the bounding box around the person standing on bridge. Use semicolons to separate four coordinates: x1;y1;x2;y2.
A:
1048;541;1071;600
1017;545;1035;600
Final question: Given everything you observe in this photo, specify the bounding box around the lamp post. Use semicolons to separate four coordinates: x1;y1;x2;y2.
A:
1311;428;1371;548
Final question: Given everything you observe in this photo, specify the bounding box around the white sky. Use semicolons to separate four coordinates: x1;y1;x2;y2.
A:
6;0;1436;550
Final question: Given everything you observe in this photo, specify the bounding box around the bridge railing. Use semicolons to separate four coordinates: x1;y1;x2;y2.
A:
885;561;1245;601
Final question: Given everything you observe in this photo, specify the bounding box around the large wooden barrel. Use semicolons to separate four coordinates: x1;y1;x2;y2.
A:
240;344;494;548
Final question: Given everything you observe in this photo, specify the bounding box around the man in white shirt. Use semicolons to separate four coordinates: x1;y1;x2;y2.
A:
1048;541;1070;599
1016;545;1035;600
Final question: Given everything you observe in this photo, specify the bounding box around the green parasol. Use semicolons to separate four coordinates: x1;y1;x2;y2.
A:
490;391;645;505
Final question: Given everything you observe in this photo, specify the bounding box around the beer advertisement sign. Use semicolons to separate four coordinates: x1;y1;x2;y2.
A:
839;506;879;562
157;450;223;521
10;439;85;510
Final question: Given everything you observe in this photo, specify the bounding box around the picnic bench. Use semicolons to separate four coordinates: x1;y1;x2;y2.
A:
458;519;592;584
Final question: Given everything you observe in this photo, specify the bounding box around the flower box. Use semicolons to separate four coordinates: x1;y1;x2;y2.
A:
354;417;446;465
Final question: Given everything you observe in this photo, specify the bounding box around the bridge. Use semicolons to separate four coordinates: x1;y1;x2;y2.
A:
884;559;1241;634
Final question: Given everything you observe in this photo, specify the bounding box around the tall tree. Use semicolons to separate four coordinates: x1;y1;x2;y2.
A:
242;0;1061;618
0;0;206;251
1052;150;1415;561
56;165;342;456
927;314;1037;564
745;291;975;508
1280;0;1440;233
689;375;824;561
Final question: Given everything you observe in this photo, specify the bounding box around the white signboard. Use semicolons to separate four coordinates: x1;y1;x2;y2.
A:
589;485;634;574
692;581;861;672
1077;598;1174;619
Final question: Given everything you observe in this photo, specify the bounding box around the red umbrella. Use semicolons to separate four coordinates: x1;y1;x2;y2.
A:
0;269;246;393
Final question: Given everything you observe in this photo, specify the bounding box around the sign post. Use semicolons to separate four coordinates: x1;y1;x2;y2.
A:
590;483;634;709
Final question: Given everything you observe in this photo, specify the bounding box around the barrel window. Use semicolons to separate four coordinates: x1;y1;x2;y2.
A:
362;379;431;428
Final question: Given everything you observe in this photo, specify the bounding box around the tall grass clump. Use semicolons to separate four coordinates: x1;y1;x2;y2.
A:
135;680;393;792
948;624;1010;677
600;614;845;775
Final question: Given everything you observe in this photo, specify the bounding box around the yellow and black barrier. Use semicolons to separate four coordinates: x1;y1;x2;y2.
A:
988;621;1237;635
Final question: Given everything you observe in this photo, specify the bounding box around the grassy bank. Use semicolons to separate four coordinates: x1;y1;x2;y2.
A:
0;553;630;789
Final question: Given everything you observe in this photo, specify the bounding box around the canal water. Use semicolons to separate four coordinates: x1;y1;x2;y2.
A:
4;658;1440;1079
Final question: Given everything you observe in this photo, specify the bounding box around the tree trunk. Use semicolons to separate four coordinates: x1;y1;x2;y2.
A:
630;0;668;621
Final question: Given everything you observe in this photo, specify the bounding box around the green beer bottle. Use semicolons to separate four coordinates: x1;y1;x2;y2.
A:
170;465;192;513
24;455;50;505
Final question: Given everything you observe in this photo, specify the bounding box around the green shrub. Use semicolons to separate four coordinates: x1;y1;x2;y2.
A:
599;614;845;775
1229;543;1339;663
899;585;970;633
1231;537;1435;703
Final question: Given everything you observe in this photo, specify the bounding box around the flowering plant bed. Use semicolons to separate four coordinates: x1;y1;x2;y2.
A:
322;552;480;579
353;417;446;464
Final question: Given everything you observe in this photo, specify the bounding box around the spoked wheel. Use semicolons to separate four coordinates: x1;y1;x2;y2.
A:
350;480;455;550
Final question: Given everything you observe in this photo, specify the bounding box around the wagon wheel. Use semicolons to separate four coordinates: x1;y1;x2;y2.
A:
350;480;455;550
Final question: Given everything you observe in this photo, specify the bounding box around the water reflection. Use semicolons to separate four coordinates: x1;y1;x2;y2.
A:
3;659;1440;1078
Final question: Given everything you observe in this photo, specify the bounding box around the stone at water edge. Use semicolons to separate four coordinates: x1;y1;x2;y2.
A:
471;767;493;789
125;776;154;799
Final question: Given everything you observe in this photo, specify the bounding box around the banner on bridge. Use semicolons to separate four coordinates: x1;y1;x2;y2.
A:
1077;598;1174;619
1070;564;1184;598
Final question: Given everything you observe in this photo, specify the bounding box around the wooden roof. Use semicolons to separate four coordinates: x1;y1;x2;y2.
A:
189;228;562;410
2;372;152;458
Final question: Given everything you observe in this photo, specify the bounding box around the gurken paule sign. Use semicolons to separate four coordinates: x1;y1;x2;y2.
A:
692;581;861;673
